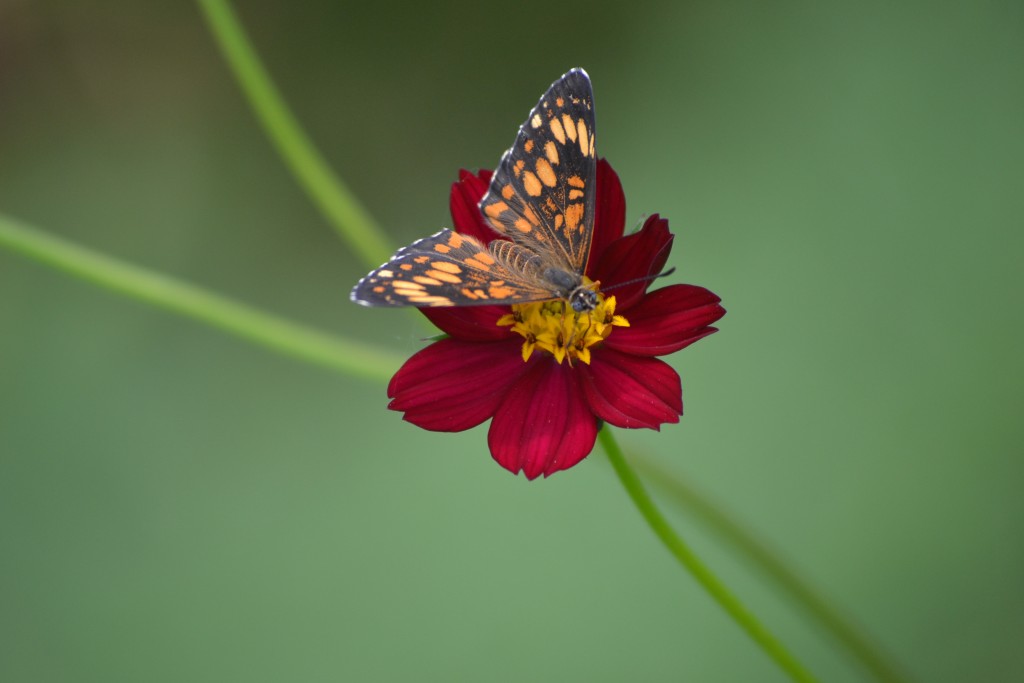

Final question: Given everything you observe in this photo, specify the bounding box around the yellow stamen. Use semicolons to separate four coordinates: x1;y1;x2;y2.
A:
500;283;627;365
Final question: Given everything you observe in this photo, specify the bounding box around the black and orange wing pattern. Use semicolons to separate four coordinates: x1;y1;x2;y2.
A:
350;228;555;307
478;68;596;275
351;68;597;308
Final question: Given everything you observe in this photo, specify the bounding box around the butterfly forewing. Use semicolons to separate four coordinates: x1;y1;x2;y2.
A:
351;229;554;307
479;68;597;275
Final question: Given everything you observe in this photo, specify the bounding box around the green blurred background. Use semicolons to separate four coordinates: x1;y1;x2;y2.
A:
2;1;1022;681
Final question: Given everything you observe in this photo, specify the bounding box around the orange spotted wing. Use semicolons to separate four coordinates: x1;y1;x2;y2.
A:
351;68;597;308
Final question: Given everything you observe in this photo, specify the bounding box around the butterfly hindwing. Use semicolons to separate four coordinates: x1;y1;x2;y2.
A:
351;229;555;307
478;68;597;275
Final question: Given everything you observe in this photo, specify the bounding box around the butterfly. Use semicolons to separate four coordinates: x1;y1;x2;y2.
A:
350;68;599;313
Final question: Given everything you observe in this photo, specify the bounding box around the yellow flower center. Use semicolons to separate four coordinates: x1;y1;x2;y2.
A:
497;281;629;365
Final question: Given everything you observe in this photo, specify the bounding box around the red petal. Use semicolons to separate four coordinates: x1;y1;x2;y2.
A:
388;338;528;432
449;169;500;244
605;284;725;357
487;359;598;479
578;350;682;429
586;159;626;269
421;305;512;342
591;214;674;311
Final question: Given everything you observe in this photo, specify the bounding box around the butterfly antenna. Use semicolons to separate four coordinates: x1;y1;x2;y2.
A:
602;267;676;292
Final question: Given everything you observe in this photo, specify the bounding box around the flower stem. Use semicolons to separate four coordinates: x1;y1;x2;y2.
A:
0;213;400;382
632;454;914;683
598;427;819;683
195;0;394;268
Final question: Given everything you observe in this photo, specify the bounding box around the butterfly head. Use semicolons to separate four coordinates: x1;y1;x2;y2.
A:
540;266;598;313
568;285;598;313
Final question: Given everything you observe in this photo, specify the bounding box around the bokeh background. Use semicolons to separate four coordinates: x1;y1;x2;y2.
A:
2;1;1022;681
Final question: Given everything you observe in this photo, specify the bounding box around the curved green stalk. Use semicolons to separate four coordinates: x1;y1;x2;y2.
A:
598;427;819;683
631;454;914;683
195;0;393;268
0;213;400;382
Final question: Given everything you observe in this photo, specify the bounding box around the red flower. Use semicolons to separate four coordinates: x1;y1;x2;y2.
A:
387;160;725;479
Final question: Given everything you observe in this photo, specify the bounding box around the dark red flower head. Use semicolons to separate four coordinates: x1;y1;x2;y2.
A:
387;160;725;479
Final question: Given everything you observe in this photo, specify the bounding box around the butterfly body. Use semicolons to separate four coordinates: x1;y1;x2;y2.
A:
351;68;597;310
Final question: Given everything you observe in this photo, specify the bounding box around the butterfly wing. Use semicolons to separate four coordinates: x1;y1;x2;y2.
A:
350;229;557;307
478;68;597;275
352;69;599;309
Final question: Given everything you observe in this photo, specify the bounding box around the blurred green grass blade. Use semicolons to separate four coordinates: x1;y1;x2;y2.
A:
632;454;915;683
599;428;820;683
196;0;394;268
0;213;400;382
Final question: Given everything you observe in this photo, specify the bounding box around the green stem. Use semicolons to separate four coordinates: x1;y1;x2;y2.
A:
598;427;819;683
0;213;400;382
632;455;914;683
195;0;393;268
